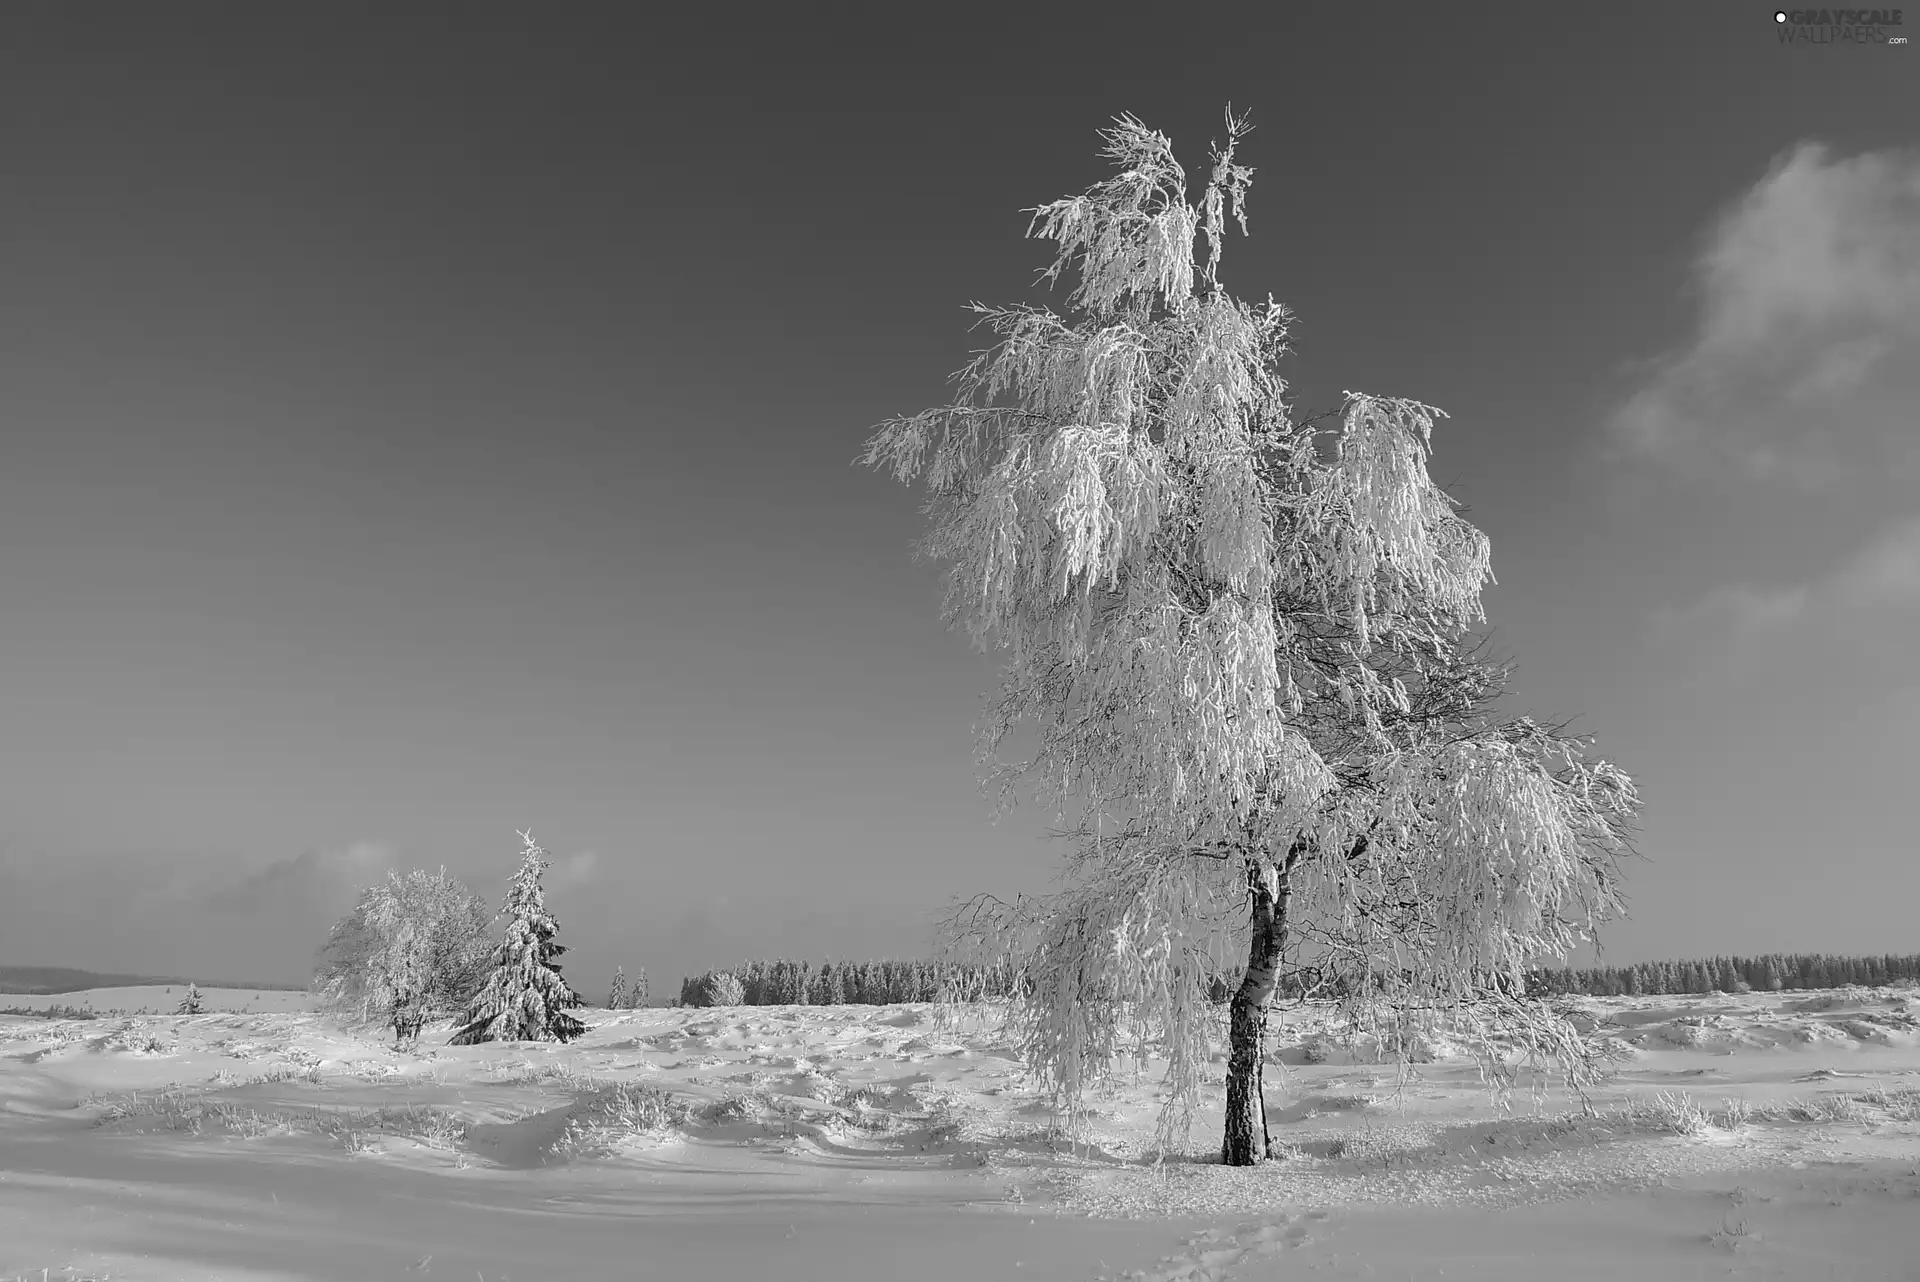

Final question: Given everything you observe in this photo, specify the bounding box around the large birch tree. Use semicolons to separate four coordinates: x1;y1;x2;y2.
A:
860;110;1640;1165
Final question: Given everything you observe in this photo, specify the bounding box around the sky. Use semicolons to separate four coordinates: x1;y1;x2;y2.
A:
0;4;1915;993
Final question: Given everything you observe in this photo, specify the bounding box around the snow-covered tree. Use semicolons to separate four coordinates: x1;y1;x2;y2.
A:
707;970;745;1007
862;109;1639;1164
176;982;203;1015
449;831;587;1045
1762;956;1785;991
313;866;493;1041
680;969;743;1008
1717;957;1741;993
629;966;648;1009
607;965;628;1011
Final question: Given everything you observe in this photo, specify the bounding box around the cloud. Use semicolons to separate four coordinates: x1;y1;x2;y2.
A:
0;838;401;984
1652;512;1920;649
1609;142;1920;485
547;848;600;891
1835;514;1920;607
205;840;395;913
1650;582;1810;645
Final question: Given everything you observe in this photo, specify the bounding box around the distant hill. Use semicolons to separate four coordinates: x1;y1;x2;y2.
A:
0;965;309;995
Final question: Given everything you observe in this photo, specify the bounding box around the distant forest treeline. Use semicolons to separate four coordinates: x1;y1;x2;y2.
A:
0;966;309;995
678;958;1016;1007
1525;952;1920;997
676;952;1920;1008
1228;952;1920;1002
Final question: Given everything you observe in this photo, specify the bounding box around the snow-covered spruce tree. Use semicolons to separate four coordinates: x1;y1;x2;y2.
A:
607;965;628;1011
630;966;648;1009
449;831;587;1045
860;110;1640;1165
176;982;203;1015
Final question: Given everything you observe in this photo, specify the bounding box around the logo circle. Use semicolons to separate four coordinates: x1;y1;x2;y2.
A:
1774;9;1787;19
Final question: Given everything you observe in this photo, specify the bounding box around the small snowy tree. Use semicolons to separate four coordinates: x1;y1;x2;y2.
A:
680;969;743;1008
862;109;1639;1164
630;966;648;1009
449;831;587;1045
607;965;628;1011
175;983;203;1015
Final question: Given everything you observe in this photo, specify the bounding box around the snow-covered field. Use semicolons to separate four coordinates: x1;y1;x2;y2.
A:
2;984;1917;1280
1;987;316;1018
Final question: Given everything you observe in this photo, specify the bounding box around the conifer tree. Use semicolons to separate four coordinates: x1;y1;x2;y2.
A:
608;965;628;1011
630;966;648;1008
449;831;587;1045
176;982;203;1015
1762;956;1785;991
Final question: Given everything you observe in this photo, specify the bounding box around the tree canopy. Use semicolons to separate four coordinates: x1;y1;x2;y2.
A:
313;866;493;1034
862;109;1639;1157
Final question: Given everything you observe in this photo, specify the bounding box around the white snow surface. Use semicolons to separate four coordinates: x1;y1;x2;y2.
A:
1;984;1917;1280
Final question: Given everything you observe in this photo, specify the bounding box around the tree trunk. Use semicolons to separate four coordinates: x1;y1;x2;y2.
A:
391;990;424;1045
1222;859;1290;1165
